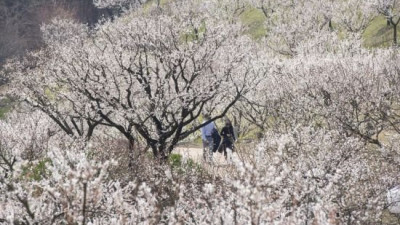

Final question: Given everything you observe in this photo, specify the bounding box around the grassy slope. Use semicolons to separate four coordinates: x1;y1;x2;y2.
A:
240;7;266;40
0;96;13;119
363;16;400;48
239;7;400;48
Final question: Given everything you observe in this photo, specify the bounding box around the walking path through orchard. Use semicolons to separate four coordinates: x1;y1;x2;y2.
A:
174;146;231;166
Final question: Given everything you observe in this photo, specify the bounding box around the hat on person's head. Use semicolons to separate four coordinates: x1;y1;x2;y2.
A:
203;114;211;120
225;117;231;125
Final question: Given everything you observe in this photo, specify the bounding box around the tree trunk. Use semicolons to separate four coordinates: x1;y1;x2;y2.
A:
127;135;136;168
149;142;168;162
394;24;397;46
158;145;168;161
390;17;400;47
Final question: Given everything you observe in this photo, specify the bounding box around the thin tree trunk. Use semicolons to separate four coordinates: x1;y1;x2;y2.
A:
394;24;397;46
82;182;87;225
127;135;136;168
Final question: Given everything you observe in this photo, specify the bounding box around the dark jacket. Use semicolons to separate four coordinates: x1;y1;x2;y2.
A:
220;124;235;151
211;128;221;152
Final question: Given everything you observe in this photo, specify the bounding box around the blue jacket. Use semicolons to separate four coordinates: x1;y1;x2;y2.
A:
201;121;216;140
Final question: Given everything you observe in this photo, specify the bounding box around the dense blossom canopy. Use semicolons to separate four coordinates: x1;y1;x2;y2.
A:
1;0;400;224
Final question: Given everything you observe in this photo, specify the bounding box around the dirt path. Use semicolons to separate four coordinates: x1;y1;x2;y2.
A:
174;147;230;166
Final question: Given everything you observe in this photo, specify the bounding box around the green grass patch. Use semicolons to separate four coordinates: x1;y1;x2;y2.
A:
240;7;266;40
0;105;11;119
142;0;170;12
0;96;14;119
181;21;207;43
44;87;56;100
168;153;182;168
193;136;203;146
363;16;400;48
21;158;52;181
239;126;263;140
44;85;64;102
168;153;202;174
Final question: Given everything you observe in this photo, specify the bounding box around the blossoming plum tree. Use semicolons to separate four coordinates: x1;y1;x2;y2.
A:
6;1;259;160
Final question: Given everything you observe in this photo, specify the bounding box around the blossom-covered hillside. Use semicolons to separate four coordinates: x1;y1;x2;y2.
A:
2;0;400;224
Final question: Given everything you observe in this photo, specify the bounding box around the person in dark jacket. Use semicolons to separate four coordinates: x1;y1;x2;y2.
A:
220;118;236;162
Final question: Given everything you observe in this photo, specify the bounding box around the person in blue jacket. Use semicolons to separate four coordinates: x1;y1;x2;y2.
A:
201;115;218;163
